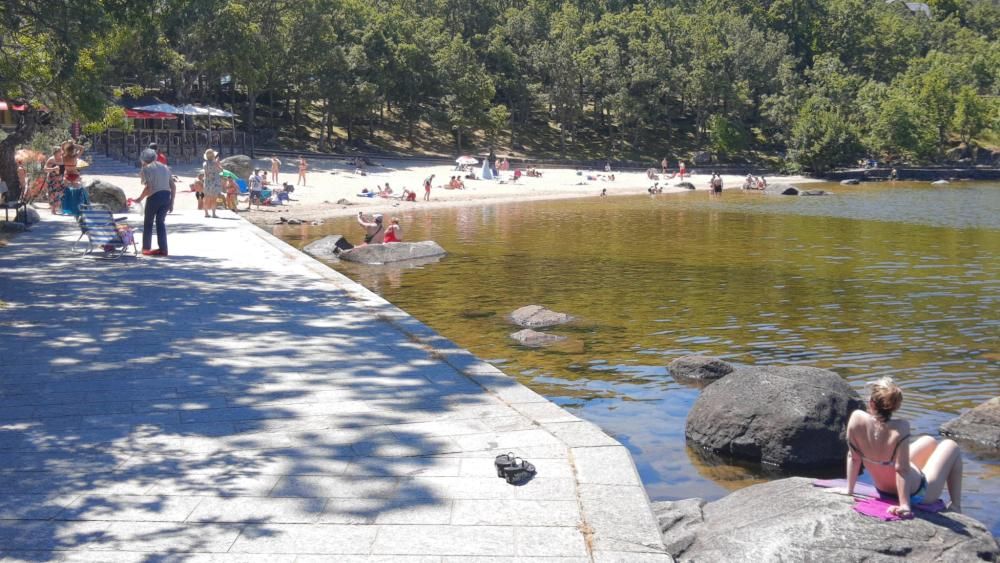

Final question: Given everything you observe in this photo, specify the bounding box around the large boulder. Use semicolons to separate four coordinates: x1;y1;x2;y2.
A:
685;365;862;469
15;207;40;225
669;356;734;383
338;240;446;265
221;155;254;180
85;180;128;212
303;235;354;257
655;477;999;563
509;305;574;328
940;397;1000;450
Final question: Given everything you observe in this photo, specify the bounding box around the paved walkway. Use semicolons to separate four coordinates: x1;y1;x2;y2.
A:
0;209;670;562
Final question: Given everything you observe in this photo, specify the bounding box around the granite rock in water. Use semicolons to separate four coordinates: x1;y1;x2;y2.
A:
685;365;862;468
940;397;1000;450
221;155;253;180
303;235;354;257
338;241;446;265
85;180;128;212
676;182;695;190
800;189;829;196
669;356;734;383
510;329;568;347
840;179;861;185
654;477;999;563
509;305;574;328
766;183;800;195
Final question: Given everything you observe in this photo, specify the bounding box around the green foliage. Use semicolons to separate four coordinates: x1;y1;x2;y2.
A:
1;0;998;169
789;96;862;173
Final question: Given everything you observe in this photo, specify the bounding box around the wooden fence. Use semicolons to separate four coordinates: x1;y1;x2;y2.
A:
92;128;252;165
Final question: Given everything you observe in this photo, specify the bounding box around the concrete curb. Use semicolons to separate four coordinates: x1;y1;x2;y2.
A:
242;218;671;561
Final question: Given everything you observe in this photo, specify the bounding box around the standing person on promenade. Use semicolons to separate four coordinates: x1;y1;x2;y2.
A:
149;142;168;165
383;217;402;243
423;174;434;201
202;149;223;218
845;377;964;516
135;148;175;256
270;156;281;183
297;156;308;186
357;212;385;244
43;146;64;212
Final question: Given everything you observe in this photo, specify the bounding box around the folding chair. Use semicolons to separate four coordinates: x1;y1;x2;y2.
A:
72;204;138;259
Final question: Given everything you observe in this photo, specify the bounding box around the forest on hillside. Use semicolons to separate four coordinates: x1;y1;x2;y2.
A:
2;0;999;180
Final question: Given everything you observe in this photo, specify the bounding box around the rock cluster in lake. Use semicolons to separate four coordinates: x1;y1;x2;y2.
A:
508;305;576;349
685;365;862;469
339;241;446;265
654;477;999;563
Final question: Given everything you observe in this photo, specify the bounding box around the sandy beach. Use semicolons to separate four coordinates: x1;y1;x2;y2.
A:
83;156;820;223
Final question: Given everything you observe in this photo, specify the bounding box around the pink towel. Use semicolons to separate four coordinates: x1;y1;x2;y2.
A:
853;497;946;521
812;479;946;520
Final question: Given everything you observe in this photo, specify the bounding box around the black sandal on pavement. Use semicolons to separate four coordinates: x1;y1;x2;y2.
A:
502;457;536;485
494;452;516;478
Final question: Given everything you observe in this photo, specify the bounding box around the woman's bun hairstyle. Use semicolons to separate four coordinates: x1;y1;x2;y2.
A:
867;377;903;421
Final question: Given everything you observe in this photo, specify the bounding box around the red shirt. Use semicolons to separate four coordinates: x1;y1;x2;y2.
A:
156;153;168;165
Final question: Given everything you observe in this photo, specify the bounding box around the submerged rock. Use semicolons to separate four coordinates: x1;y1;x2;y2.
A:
931;179;950;185
685;365;862;469
800;189;829;196
654;477;999;563
509;305;574;328
840;179;861;185
766;183;801;196
85;180;128;212
303;235;354;257
510;329;567;347
676;182;695;190
338;240;446;265
669;355;734;383
940;397;1000;450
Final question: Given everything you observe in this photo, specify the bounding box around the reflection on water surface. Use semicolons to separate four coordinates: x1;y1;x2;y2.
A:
273;182;1000;532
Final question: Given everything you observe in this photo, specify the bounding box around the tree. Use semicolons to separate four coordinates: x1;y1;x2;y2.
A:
0;0;118;198
433;37;495;152
789;95;862;173
952;85;990;145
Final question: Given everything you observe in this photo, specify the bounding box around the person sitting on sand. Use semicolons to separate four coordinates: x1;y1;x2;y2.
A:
357;212;385;244
383;217;402;243
844;377;963;517
512;169;521;182
600;188;607;197
402;189;417;202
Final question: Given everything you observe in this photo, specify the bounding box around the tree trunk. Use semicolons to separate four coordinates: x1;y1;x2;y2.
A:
456;128;463;153
0;110;39;200
247;86;259;136
293;96;301;129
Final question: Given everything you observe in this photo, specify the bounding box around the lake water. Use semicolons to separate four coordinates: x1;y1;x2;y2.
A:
272;182;1000;533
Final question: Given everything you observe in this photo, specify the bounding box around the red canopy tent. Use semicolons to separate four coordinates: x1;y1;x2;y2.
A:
124;108;174;119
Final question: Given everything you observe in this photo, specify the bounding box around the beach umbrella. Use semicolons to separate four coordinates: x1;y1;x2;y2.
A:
220;169;240;180
456;155;478;165
134;103;182;114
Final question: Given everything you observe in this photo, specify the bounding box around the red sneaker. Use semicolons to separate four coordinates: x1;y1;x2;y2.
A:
141;249;164;256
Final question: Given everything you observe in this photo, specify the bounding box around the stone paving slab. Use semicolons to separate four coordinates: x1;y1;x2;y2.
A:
0;211;670;561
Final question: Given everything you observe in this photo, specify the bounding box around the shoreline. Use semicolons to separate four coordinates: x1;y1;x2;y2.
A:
78;155;820;224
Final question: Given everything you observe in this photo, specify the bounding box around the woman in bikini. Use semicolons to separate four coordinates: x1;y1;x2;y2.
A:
43;146;64;212
845;377;963;517
297;156;307;186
